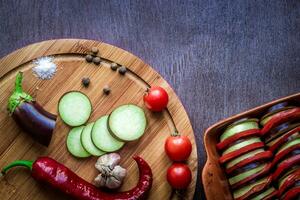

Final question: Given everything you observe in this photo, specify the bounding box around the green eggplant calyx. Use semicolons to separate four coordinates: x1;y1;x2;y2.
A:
7;72;33;114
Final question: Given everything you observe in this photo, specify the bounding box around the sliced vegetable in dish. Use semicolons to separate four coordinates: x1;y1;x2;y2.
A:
108;104;147;141
81;122;106;156
219;138;264;164
267;125;300;152
281;186;300;200
7;72;57;146
219;119;259;142
264;122;300;143
217;129;260;151
58;91;92;127
250;187;278;200
278;169;300;196
271;138;300;167
230;163;272;190
261;107;300;136
67;126;91;158
272;154;300;181
233;176;272;200
226;150;272;175
92;115;124;152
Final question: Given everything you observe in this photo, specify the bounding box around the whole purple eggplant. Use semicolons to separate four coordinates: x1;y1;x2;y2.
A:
8;72;57;146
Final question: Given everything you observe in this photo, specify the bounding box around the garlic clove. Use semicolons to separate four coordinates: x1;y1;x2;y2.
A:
106;176;122;189
112;165;127;180
94;173;107;187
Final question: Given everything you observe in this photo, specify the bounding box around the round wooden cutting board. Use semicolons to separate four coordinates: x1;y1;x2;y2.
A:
0;39;197;200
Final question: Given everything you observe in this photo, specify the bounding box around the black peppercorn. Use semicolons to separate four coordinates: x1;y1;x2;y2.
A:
85;55;93;62
91;47;99;55
103;85;111;95
82;77;90;87
118;66;127;75
111;63;118;71
93;57;101;65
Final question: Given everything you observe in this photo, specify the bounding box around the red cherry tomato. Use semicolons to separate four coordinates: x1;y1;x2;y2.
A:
165;135;192;161
167;163;192;189
143;86;169;112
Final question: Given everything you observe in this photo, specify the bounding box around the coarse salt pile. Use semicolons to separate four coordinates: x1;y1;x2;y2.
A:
32;56;57;80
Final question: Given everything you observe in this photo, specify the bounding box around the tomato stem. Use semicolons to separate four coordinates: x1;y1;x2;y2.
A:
171;131;180;137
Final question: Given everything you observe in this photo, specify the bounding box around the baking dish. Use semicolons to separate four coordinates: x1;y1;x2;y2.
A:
202;93;300;200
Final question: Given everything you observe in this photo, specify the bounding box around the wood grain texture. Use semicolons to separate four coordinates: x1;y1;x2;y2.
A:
0;1;299;199
0;39;197;199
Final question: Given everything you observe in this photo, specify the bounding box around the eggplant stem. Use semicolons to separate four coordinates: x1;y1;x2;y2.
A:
1;160;33;175
7;72;33;114
14;72;24;93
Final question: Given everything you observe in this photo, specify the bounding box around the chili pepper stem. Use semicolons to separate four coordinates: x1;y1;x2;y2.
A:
7;72;33;114
1;160;33;175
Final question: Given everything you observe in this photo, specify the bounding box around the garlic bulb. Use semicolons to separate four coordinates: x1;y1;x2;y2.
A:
94;153;127;189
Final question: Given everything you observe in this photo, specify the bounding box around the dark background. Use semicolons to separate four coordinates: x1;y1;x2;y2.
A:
0;0;299;199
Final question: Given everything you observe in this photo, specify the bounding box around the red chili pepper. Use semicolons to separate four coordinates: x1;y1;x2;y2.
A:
1;156;152;200
261;107;300;136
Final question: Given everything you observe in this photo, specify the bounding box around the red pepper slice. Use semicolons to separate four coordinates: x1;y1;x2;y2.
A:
269;126;300;153
273;154;300;181
231;163;272;190
219;142;264;164
261;107;300;136
278;169;300;196
282;186;300;200
262;189;278;200
226;151;273;175
1;156;153;200
217;129;261;151
271;144;300;168
234;176;272;200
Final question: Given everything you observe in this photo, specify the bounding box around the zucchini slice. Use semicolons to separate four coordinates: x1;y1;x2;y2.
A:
67;126;91;158
58;91;92;126
92;116;124;152
81;122;106;156
108;104;147;141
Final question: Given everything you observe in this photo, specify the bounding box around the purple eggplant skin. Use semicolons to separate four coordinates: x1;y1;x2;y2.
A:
8;72;57;146
12;102;56;146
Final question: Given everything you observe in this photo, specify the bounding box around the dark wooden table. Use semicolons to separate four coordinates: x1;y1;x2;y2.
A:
0;0;299;199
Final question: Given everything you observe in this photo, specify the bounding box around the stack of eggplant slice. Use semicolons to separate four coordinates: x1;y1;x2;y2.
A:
217;118;276;200
261;102;300;199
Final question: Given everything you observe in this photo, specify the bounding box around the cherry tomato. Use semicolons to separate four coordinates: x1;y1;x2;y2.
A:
165;135;192;161
143;86;169;112
167;163;192;189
